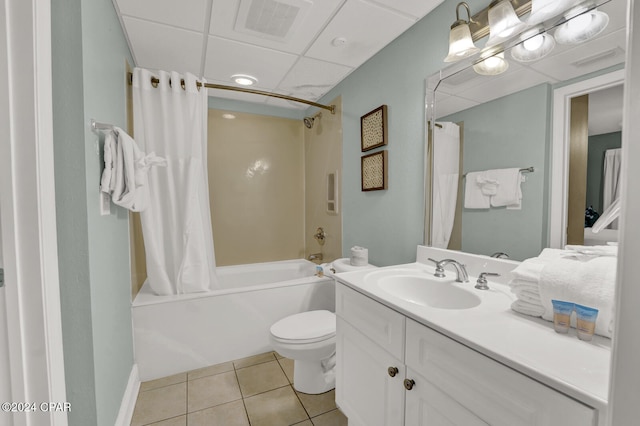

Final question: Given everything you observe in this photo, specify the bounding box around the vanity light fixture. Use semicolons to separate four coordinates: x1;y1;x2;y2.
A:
554;6;609;45
473;51;509;75
511;29;556;62
485;0;527;46
444;2;480;62
231;74;258;86
527;0;576;26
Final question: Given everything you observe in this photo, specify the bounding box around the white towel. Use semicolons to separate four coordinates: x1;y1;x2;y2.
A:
511;299;546;317
538;256;616;337
486;168;523;209
350;246;368;266
101;128;167;212
464;172;491;208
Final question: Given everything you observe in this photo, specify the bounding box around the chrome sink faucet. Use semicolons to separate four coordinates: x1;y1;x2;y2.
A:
427;258;469;283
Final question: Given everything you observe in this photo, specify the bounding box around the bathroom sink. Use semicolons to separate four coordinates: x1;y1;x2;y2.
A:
373;273;481;310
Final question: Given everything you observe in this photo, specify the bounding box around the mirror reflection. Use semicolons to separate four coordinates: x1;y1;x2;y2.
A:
426;0;625;261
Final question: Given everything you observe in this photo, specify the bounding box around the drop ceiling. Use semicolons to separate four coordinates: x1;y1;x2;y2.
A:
433;0;627;132
113;0;446;111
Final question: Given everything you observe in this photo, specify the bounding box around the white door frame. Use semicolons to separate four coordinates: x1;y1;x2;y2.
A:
608;0;640;422
0;0;67;425
549;68;625;249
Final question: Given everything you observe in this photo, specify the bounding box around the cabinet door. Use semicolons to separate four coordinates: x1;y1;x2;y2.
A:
405;368;489;426
336;317;405;426
405;319;596;426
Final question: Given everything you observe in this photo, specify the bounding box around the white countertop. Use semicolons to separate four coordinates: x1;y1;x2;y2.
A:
334;246;611;414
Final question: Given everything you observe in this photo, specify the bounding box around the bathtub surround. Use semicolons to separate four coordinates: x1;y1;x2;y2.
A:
51;0;135;423
133;69;217;295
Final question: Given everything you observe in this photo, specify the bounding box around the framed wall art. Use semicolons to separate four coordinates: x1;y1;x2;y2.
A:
361;150;388;191
360;105;387;152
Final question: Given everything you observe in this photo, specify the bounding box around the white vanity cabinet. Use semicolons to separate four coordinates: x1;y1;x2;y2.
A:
336;283;598;426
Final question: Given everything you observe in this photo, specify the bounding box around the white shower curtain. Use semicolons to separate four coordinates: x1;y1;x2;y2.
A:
602;148;621;230
431;122;460;248
133;68;218;295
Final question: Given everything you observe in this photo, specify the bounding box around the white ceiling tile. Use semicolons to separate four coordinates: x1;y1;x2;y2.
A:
305;0;415;67
528;29;626;81
205;82;271;104
209;0;344;54
203;36;298;89
116;0;208;32
435;95;480;119
372;0;445;20
123;17;204;75
277;57;353;100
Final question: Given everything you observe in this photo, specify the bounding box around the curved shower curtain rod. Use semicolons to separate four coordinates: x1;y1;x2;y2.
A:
127;72;335;114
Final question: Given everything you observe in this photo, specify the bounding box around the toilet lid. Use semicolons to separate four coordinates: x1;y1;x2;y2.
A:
270;310;336;343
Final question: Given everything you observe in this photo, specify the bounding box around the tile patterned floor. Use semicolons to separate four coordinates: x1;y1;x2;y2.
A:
131;352;348;426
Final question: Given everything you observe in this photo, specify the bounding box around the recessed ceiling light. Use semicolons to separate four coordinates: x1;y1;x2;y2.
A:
222;113;236;119
231;74;258;86
331;37;347;47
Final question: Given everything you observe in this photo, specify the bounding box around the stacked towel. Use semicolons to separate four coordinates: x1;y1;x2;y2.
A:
464;168;524;209
486;168;523;210
507;246;616;338
100;128;167;212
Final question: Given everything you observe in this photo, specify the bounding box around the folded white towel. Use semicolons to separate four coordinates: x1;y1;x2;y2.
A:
464;172;491;208
511;287;543;305
100;132;116;195
486;168;523;209
511;299;545;317
564;244;618;257
538;256;616;338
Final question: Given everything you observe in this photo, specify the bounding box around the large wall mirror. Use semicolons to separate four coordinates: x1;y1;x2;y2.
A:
425;0;625;261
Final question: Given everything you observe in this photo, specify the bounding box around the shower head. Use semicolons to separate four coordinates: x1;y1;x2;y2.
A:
303;112;322;129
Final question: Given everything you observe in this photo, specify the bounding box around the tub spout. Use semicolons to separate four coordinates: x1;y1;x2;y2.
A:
308;253;323;262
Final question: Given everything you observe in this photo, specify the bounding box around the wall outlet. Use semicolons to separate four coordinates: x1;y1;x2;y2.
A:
100;192;111;216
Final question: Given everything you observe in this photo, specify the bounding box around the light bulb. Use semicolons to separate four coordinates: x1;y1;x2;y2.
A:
568;13;593;32
523;34;545;51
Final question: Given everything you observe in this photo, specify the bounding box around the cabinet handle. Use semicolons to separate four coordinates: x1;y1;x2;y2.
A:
387;366;399;377
404;378;415;390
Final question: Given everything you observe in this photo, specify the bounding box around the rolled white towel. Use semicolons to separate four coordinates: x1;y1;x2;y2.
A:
350;246;368;266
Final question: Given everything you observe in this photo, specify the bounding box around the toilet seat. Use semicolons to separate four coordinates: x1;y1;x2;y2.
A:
270;310;335;345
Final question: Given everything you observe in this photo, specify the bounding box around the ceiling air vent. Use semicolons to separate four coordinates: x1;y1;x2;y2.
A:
570;47;625;69
235;0;312;42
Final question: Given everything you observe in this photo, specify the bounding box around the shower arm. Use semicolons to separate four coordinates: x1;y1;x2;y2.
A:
127;72;336;114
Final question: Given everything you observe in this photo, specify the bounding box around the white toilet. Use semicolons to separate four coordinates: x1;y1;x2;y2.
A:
270;310;336;394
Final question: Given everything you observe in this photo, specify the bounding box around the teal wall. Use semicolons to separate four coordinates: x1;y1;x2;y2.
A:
442;85;552;260
587;131;622;213
52;0;134;424
315;0;488;266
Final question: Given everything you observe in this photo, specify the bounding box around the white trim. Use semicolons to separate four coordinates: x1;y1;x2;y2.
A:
1;0;67;424
609;0;640;422
549;68;625;248
115;364;141;426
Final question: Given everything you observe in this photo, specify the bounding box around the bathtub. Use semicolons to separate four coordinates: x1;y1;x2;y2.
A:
132;259;335;381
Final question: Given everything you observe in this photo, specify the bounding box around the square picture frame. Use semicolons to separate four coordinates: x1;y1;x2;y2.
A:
361;150;388;191
360;105;388;152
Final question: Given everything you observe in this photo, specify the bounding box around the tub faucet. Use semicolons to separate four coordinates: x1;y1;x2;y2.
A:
427;258;469;283
308;253;323;262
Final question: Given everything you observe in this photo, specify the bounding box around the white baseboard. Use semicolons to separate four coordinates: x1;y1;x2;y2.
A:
115;364;140;426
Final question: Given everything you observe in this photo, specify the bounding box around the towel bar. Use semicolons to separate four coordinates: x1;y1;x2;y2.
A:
463;166;534;178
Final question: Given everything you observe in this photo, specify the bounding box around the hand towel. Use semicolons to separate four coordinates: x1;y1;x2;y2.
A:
538;256;616;337
464;171;491;208
486;168;523;209
100;132;116;194
109;128;167;212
